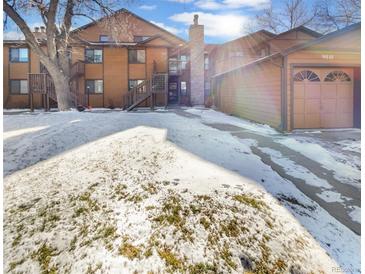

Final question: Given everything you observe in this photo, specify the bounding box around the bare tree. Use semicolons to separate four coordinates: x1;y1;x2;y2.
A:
314;0;360;33
3;0;130;110
255;0;318;33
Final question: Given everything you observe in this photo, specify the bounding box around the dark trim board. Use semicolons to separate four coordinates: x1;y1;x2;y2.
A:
289;63;361;130
281;56;288;131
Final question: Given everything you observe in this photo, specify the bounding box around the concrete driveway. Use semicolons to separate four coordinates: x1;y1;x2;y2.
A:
175;108;361;235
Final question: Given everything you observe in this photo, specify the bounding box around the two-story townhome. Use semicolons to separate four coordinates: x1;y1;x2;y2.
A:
3;9;201;110
3;9;361;132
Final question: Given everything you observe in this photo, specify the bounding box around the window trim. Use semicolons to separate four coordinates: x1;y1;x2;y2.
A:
85;79;104;94
180;81;187;96
9;47;29;63
9;79;28;95
84;48;103;64
324;71;352;82
128;49;146;64
293;70;320;82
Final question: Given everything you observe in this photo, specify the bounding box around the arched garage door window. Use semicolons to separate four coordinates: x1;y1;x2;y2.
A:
294;70;320;82
324;71;351;82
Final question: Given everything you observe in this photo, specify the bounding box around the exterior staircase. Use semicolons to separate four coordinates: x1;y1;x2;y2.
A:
123;73;168;111
28;60;86;111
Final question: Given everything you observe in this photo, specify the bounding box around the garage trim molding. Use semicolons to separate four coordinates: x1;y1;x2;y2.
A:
289;63;361;130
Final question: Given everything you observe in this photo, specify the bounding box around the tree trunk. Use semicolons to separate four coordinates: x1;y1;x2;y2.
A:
51;71;74;111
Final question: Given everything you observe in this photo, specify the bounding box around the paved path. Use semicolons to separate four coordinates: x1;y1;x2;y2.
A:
211;123;360;235
173;108;360;235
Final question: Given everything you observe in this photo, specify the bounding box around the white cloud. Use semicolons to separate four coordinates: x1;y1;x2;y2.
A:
4;31;24;40
139;4;157;10
167;0;194;2
195;0;269;10
195;0;222;9
169;12;249;38
150;20;181;35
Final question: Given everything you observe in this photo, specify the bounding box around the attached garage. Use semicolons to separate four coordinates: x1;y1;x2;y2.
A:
211;22;360;132
293;68;354;129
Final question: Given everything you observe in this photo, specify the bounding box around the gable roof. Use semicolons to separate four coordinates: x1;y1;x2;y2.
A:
283;22;360;55
212;22;360;78
71;8;186;44
138;35;176;47
220;29;275;47
271;25;322;40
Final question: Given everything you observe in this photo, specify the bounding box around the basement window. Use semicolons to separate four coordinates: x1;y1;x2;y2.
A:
85;49;103;63
10;48;29;62
10;80;28;94
128;49;146;64
129;79;146;93
85;80;103;94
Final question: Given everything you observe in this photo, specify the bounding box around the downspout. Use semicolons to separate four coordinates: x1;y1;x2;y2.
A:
268;54;286;132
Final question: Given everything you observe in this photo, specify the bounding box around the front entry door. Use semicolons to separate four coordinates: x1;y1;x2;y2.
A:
168;76;179;104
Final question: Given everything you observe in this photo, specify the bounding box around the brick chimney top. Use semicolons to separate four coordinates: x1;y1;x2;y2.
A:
193;14;199;25
34;27;39;32
40;26;45;32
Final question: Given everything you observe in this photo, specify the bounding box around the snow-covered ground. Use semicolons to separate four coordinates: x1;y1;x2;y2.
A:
3;108;361;273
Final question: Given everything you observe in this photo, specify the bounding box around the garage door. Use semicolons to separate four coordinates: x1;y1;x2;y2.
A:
293;68;354;129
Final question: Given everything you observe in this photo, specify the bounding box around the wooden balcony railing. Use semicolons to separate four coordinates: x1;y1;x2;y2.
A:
28;60;86;111
123;73;168;111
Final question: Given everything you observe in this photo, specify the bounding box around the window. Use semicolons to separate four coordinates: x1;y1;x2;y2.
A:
85;80;103;94
133;36;151;42
10;80;28;94
324;71;351;82
204;56;209;70
128;49;145;64
10;48;28;62
129;80;146;93
99;35;109;42
180;55;187;70
294;70;320;82
181;81;187;95
85;49;103;63
169;58;178;74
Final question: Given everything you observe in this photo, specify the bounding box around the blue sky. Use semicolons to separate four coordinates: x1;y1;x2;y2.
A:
4;0;292;44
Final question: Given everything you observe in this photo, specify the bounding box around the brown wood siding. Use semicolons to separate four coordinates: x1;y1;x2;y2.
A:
129;63;146;79
215;61;282;128
286;28;361;130
104;47;128;108
269;30;316;53
4;46;30;108
3;46;10;108
84;61;103;107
